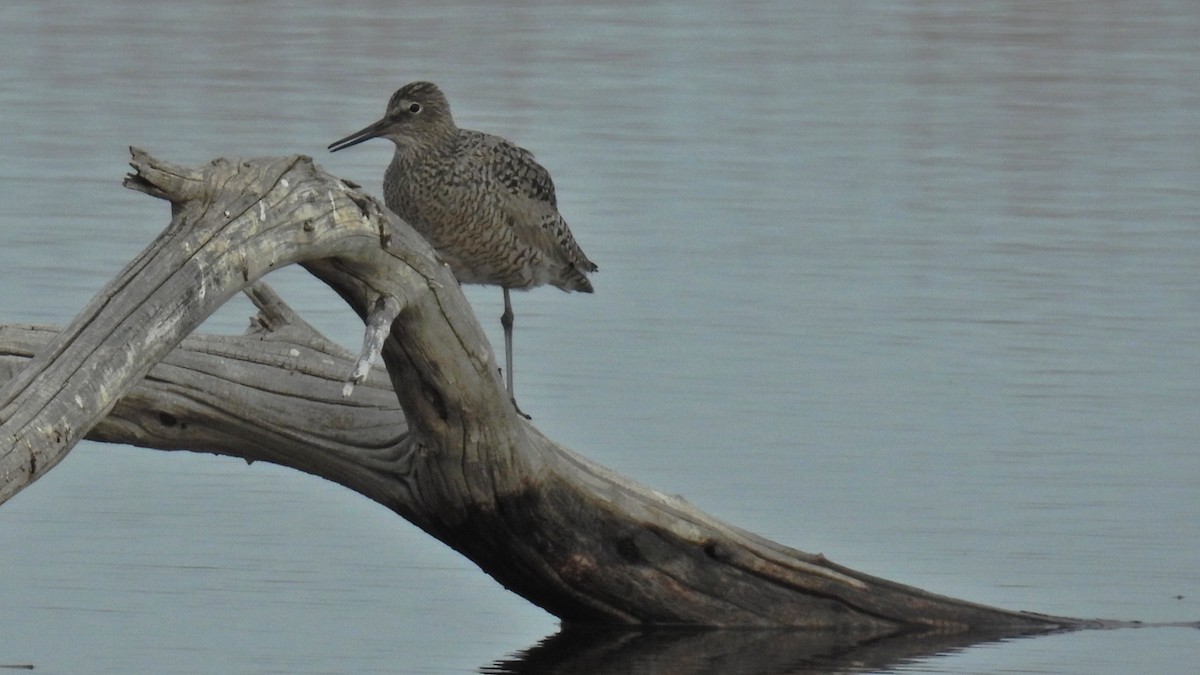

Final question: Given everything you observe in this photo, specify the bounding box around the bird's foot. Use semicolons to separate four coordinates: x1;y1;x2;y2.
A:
511;396;532;420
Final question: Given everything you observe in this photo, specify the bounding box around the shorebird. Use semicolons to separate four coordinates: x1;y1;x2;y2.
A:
328;81;596;415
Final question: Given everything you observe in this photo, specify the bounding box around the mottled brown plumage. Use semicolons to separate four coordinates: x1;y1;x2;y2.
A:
329;81;596;410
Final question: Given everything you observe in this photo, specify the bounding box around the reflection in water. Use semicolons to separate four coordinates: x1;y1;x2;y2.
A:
482;625;1057;675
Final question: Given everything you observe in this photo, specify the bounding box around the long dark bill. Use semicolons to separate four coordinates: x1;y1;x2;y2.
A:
328;117;391;152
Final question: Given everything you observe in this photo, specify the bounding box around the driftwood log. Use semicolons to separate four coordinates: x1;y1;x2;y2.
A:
0;150;1100;642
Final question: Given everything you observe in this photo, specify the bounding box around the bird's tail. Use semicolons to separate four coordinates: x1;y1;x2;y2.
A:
559;263;595;293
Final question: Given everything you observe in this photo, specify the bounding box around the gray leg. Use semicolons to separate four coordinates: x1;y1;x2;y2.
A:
500;288;515;396
500;289;529;418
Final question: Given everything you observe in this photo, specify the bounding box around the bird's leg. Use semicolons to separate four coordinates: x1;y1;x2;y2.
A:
501;288;530;419
501;288;515;395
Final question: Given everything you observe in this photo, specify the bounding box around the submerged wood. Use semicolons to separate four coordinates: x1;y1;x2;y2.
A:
0;149;1099;634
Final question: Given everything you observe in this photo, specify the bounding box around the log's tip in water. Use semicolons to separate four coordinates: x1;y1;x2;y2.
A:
0;151;1135;641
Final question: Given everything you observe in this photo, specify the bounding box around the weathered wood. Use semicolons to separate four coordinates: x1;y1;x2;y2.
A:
0;289;410;505
0;151;386;502
0;150;1098;635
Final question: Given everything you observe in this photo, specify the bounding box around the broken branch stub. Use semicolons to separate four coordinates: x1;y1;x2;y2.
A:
0;149;387;504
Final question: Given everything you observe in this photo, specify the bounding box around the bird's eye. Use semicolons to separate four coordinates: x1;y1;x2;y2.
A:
408;102;422;114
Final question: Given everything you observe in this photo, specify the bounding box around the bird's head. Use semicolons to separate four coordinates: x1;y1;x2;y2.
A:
328;81;455;153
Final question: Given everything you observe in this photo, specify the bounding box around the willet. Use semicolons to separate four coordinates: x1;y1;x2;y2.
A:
329;81;596;415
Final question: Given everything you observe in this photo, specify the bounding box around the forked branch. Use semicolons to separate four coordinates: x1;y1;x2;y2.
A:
0;150;1099;638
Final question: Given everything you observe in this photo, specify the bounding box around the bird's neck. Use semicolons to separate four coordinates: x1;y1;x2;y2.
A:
396;123;458;158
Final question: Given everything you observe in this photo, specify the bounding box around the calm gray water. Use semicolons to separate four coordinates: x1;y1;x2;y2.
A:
2;1;1199;673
